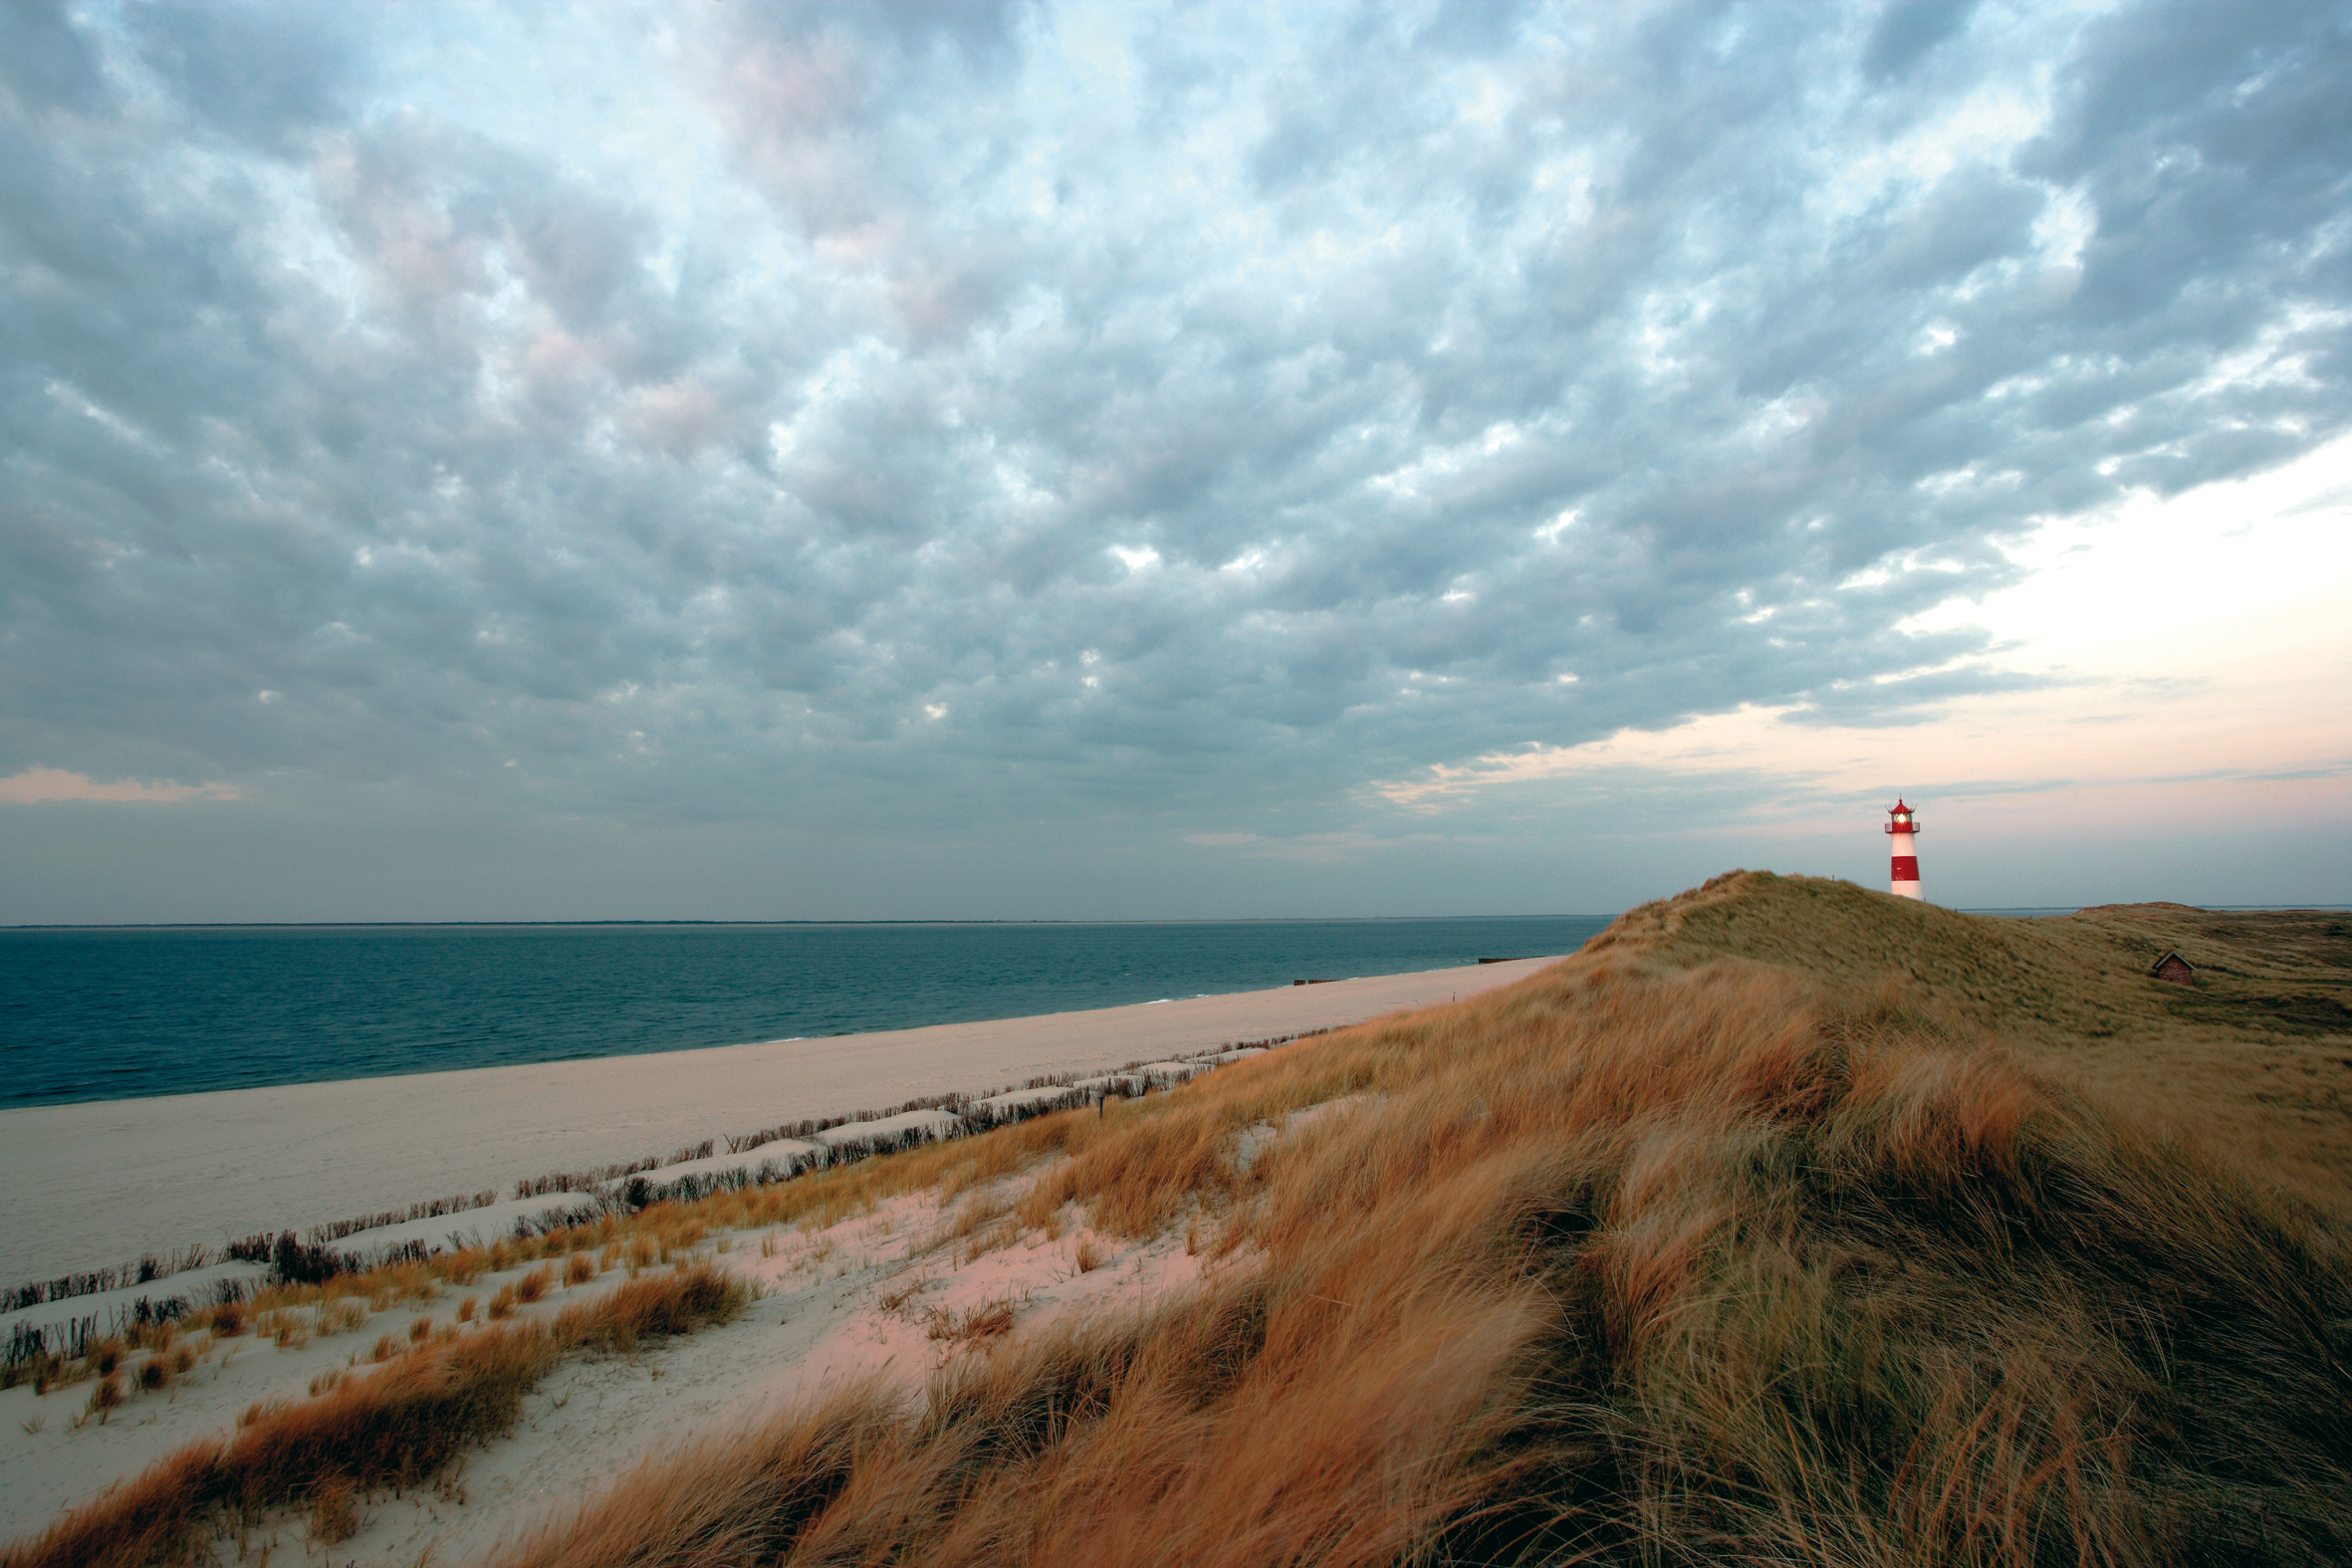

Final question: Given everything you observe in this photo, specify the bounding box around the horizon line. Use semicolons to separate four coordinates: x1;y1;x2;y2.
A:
0;912;1616;931
6;903;2348;932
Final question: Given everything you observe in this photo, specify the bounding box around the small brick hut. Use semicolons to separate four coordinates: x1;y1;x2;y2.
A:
2149;950;2196;986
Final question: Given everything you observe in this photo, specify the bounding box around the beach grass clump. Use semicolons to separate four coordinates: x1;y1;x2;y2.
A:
567;1261;746;1355
315;1297;366;1337
438;1245;493;1286
480;876;2352;1568
0;1262;749;1568
923;1298;1016;1344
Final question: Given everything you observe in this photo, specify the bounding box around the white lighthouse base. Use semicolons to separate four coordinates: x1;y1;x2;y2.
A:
1891;879;1922;900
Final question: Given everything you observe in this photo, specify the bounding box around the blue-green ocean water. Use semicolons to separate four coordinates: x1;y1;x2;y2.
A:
0;917;1612;1108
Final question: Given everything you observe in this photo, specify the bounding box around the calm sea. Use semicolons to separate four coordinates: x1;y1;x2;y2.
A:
0;917;1611;1109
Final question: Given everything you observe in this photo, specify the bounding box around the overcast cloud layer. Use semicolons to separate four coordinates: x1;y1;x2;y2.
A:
3;0;2348;919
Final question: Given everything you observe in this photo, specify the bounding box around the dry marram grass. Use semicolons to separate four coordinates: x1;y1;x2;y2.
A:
483;875;2352;1568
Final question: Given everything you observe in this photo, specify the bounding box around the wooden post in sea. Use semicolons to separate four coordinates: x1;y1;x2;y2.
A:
1885;799;1923;900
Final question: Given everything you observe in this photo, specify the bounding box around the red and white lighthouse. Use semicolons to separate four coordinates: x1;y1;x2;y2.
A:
1885;799;1922;900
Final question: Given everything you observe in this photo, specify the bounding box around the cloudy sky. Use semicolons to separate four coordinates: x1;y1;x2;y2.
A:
3;0;2347;923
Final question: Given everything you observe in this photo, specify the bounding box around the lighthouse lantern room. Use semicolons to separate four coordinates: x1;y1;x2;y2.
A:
1885;800;1922;900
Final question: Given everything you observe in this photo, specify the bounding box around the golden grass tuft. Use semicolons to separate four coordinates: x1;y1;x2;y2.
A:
306;1473;358;1546
440;1246;491;1285
315;1297;366;1336
924;1299;1016;1345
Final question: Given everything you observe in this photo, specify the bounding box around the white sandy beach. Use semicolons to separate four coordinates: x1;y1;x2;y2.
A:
0;957;1557;1291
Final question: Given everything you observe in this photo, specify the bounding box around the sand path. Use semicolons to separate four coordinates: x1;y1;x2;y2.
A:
0;958;1554;1287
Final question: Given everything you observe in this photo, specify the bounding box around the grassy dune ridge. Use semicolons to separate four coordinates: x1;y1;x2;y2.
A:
487;873;2351;1567
1597;875;2352;1208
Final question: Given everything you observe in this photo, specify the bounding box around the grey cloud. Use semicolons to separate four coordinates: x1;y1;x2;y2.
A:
1862;0;1983;81
4;0;2349;862
0;0;109;117
1860;166;2045;291
2024;1;2351;352
122;0;367;153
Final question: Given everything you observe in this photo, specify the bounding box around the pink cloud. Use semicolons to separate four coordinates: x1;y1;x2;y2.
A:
0;768;240;804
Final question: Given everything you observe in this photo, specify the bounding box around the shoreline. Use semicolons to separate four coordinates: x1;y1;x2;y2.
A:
0;916;1611;1113
0;955;1561;1289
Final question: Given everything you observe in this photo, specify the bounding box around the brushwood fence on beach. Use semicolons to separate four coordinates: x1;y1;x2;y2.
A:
2;1272;259;1366
1;1029;1323;1371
